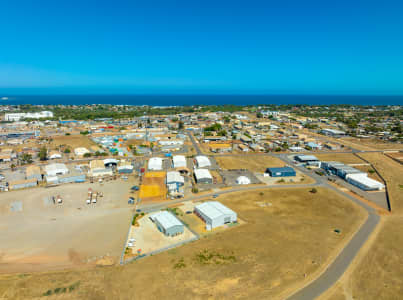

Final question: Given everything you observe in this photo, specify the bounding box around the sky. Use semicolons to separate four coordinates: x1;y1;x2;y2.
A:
1;0;403;95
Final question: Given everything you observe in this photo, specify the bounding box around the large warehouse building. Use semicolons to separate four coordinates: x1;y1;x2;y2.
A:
172;155;187;168
266;166;296;177
346;173;385;191
195;155;211;168
149;211;184;236
194;168;213;184
148;157;163;171
194;201;237;230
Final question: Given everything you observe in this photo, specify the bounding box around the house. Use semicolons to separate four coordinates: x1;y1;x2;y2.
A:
149;211;184;236
194;201;237;230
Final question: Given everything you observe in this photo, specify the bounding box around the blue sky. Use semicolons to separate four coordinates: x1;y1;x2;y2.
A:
1;0;403;95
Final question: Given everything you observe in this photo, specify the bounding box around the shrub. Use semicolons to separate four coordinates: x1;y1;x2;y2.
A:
310;188;318;193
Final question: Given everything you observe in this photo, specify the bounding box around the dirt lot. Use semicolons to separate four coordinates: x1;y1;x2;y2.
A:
343;138;403;151
357;152;403;214
49;135;96;150
215;155;286;172
0;180;133;273
0;187;366;299
315;153;365;164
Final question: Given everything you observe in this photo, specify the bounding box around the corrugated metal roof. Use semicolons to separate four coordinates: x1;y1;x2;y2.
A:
150;211;183;229
195;201;236;220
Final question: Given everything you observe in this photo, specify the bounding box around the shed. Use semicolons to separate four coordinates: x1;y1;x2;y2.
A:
194;201;237;230
195;155;211;168
172;155;187;168
45;163;69;177
236;176;251;185
8;178;38;190
166;171;185;186
346;173;385;191
194;168;213;184
149;211;184;236
266;166;296;177
148;157;163;171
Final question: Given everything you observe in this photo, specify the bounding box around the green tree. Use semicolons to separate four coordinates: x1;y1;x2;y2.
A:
20;153;33;164
39;147;47;161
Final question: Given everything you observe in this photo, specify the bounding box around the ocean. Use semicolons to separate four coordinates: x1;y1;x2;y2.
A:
0;95;402;106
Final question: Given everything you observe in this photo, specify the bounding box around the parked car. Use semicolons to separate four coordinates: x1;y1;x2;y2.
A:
131;185;139;191
213;194;219;198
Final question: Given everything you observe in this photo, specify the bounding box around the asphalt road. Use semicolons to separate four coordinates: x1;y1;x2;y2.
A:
277;154;381;300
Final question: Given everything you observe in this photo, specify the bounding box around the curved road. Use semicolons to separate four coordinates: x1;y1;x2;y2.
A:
148;135;381;299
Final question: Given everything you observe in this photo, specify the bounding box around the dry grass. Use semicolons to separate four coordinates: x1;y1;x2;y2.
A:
0;187;366;300
215;155;285;172
344;138;403;151
348;217;403;300
314;153;365;165
49;135;95;150
357;153;403;214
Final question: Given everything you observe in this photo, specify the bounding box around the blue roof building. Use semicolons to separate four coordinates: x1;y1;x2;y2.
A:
266;166;296;177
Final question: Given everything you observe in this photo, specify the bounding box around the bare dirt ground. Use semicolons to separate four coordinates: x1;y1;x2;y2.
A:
49;135;96;150
343;138;403;151
215;155;286;172
314;153;365;164
357;152;403;214
0;180;133;273
0;187;366;299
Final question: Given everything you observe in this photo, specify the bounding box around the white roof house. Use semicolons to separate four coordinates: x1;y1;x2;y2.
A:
173;155;187;168
194;168;213;183
195;155;211;168
166;171;185;185
194;201;237;230
149;211;184;236
74;147;90;156
45;163;69;176
148;157;163;170
346;173;385;191
236;176;251;185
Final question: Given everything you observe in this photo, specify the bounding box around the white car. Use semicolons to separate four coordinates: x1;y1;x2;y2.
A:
127;242;134;247
86;199;91;204
129;238;136;243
